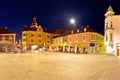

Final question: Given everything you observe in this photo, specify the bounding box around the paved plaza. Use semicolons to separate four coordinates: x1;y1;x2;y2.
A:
0;52;120;80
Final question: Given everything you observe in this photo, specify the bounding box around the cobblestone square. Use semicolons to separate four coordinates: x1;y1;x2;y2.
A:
0;52;120;80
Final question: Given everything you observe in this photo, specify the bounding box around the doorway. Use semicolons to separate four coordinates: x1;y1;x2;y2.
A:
90;47;94;53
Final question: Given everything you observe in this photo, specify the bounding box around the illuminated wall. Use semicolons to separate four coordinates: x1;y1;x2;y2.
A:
52;27;105;53
67;31;105;53
21;16;53;51
104;5;120;55
52;36;67;51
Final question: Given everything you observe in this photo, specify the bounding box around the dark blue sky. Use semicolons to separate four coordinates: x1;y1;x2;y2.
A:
0;0;120;40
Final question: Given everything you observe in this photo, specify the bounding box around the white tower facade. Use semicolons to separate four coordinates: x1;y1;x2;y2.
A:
105;5;120;55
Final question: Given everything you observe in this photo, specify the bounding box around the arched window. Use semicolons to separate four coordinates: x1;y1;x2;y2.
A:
110;33;113;41
106;34;108;41
111;22;113;28
106;23;108;29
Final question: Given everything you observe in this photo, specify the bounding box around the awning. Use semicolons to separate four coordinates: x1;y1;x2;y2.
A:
77;46;87;48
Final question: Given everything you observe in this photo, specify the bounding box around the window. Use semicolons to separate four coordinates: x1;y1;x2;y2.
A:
110;33;113;41
31;34;34;37
38;39;41;42
77;29;79;32
38;34;41;37
23;34;27;36
106;23;108;29
9;39;12;41
111;22;113;28
61;38;63;43
71;30;73;33
83;36;86;40
54;39;56;44
64;37;66;42
76;36;78;41
59;38;61;43
97;37;102;42
69;37;71;41
91;34;95;40
0;35;2;40
106;34;108;41
23;38;26;42
47;41;50;43
63;37;66;43
84;28;86;32
9;37;12;41
5;36;9;40
31;39;34;42
2;36;5;40
47;35;50;38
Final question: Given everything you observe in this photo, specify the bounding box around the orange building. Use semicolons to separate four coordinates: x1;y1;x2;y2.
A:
67;26;105;53
52;26;105;54
0;27;16;52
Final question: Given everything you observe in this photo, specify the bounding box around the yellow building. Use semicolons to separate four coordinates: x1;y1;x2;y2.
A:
22;16;53;51
52;36;68;51
52;29;71;51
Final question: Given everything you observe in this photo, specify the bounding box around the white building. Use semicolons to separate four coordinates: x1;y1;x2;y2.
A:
105;5;120;55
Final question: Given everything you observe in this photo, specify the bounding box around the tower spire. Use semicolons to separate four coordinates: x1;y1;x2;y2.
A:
107;4;114;12
32;15;37;26
105;4;115;17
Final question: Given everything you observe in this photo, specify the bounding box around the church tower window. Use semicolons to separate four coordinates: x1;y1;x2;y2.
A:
110;33;113;41
106;23;108;29
111;22;113;28
106;34;108;41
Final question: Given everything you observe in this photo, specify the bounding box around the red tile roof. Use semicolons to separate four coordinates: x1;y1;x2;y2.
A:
52;29;63;34
53;26;98;38
73;26;96;33
0;27;15;34
53;28;72;38
22;27;50;33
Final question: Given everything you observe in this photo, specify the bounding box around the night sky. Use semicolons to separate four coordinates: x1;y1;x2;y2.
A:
0;0;120;41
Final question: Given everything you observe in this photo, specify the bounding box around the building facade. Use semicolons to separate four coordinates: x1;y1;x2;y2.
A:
52;27;105;54
52;36;68;51
52;28;73;52
22;16;53;51
0;27;16;52
67;27;105;53
104;5;120;55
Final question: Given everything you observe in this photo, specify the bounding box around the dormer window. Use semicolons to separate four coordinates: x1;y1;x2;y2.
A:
71;30;73;33
84;28;86;32
37;28;40;31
